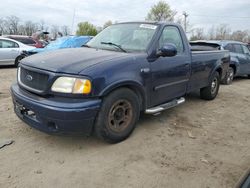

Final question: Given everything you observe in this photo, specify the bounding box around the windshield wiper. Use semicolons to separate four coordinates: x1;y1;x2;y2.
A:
100;42;127;52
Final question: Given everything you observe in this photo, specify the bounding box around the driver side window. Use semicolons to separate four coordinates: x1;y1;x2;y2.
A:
159;26;184;54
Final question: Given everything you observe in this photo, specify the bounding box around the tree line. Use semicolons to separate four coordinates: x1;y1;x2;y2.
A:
0;1;249;43
145;1;249;43
0;15;71;39
0;15;112;39
190;25;250;42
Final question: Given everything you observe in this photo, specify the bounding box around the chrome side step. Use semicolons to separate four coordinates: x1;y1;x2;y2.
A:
145;97;185;115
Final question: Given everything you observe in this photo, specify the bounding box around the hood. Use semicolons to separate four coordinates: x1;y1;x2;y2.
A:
21;48;131;74
28;48;46;53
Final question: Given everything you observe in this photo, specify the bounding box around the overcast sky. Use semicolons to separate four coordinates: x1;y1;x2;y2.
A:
1;0;250;32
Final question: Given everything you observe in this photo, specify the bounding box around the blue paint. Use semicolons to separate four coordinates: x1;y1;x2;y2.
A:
11;22;230;135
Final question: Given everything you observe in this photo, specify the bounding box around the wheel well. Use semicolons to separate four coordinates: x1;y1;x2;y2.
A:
216;67;222;79
103;85;146;111
229;64;236;74
15;55;24;66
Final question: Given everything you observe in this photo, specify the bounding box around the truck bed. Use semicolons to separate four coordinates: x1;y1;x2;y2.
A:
188;50;230;92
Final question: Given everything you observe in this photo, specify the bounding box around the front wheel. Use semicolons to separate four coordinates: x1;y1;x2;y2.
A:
200;72;220;100
95;88;140;143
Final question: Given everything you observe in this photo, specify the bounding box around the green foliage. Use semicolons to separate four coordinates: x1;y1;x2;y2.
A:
76;22;97;36
146;1;176;22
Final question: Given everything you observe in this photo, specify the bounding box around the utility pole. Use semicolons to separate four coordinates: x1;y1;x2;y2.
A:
71;8;76;35
183;12;189;32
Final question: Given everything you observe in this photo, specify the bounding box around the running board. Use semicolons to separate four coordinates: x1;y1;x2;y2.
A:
145;97;185;115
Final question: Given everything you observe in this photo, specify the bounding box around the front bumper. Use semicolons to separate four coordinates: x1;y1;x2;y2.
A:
11;83;101;135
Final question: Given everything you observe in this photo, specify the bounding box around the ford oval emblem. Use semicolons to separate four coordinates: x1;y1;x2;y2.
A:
26;75;33;82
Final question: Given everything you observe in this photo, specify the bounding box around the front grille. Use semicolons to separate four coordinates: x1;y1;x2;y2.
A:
19;67;49;92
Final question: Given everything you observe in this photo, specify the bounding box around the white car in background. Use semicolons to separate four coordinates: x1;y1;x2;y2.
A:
0;37;35;66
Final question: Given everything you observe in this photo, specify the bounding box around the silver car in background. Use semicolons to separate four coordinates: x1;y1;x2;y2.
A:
0;37;35;66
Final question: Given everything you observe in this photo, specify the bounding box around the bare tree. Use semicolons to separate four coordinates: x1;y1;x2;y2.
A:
61;25;70;36
175;15;191;33
231;30;248;42
190;28;205;41
38;20;45;31
207;26;216;40
215;24;231;40
24;21;38;36
6;15;20;34
50;25;59;39
0;18;5;35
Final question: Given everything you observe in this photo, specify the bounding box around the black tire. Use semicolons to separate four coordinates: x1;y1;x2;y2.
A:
200;72;220;100
95;88;140;143
248;75;250;79
222;67;234;85
15;55;25;67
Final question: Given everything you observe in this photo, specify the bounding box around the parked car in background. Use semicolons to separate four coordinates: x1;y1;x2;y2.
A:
0;37;35;66
190;40;250;84
5;35;44;48
16;36;92;66
20;35;92;56
11;22;229;143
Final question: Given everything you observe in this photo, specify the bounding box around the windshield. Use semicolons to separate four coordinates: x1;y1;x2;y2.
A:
87;23;158;52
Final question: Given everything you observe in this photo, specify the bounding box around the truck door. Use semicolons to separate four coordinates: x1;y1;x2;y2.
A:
150;26;190;107
0;39;19;65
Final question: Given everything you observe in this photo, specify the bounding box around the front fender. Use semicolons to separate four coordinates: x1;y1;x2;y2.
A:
100;80;147;110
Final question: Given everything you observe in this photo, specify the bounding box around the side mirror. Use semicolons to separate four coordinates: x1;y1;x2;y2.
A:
157;43;177;57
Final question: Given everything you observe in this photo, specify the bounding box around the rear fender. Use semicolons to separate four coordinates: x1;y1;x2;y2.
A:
209;65;222;82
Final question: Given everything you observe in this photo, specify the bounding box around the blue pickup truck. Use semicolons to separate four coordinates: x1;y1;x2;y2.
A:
11;22;230;143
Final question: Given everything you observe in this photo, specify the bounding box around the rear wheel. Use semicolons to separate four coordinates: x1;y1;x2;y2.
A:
95;88;140;143
200;72;220;100
222;67;234;85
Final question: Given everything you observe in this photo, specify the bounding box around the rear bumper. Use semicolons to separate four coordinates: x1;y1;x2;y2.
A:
11;83;101;135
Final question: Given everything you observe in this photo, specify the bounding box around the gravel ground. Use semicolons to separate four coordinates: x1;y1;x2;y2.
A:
0;66;250;188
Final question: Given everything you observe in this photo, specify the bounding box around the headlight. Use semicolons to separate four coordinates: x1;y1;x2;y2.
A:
51;77;92;94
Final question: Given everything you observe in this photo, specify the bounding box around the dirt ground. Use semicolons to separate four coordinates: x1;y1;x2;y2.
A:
0;66;250;188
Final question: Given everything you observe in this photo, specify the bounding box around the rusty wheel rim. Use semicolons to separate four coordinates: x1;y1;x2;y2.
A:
108;99;133;133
